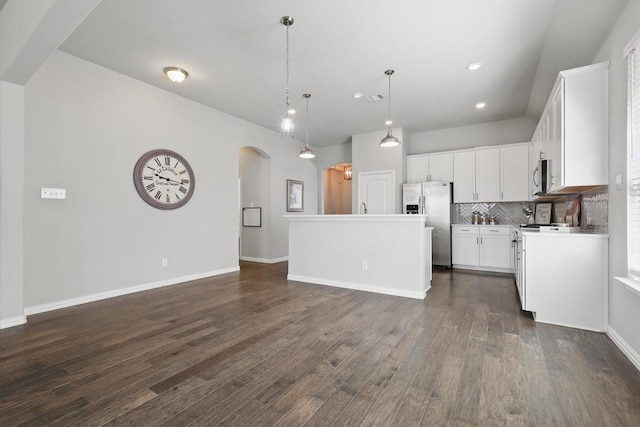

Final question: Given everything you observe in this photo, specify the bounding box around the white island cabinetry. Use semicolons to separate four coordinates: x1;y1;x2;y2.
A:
522;232;608;332
287;215;432;299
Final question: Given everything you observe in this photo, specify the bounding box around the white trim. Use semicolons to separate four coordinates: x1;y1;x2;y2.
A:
624;26;640;58
607;327;640;372
24;267;239;316
452;265;513;274
240;256;288;264
287;274;429;300
0;315;27;329
615;276;640;297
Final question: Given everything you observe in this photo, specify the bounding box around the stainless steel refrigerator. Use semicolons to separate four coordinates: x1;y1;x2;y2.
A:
402;182;453;267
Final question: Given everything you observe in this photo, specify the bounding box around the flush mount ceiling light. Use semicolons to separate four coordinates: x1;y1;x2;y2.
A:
476;101;487;109
466;62;483;71
380;69;401;148
299;93;315;159
163;67;188;83
280;16;295;138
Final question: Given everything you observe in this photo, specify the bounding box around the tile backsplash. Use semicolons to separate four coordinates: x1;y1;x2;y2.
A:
454;202;532;225
453;187;608;233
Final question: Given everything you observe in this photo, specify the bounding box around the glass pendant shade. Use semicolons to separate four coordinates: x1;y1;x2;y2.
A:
344;165;352;180
281;116;294;137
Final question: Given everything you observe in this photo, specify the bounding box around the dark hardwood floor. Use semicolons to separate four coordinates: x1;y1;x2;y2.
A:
1;261;640;426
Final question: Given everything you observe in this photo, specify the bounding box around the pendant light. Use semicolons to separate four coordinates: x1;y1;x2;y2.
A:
344;165;352;180
299;93;315;159
380;69;401;147
280;16;295;138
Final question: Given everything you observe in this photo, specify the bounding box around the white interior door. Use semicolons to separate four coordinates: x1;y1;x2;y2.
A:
358;171;395;214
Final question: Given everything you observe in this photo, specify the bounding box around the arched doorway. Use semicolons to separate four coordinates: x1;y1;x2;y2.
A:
324;163;352;214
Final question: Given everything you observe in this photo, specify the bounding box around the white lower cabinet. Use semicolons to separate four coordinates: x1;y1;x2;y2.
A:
522;232;608;332
452;225;512;272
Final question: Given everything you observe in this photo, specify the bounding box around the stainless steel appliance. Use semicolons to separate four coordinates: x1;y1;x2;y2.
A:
532;158;549;196
403;182;453;267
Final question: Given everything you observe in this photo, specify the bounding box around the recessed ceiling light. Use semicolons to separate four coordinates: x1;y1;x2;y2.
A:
352;92;364;99
287;108;296;115
466;62;482;71
385;119;393;126
476;102;486;109
163;67;188;83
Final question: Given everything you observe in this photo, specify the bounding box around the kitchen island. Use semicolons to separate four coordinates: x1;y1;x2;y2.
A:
285;215;432;299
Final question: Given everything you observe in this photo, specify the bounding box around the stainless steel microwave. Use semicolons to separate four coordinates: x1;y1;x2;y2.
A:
533;159;549;196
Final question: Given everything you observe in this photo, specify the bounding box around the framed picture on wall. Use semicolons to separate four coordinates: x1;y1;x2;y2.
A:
242;207;261;227
286;179;304;212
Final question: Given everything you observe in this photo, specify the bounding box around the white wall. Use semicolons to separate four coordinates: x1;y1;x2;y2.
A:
409;117;536;155
239;147;271;261
22;50;316;310
0;81;25;327
351;127;404;214
593;1;640;363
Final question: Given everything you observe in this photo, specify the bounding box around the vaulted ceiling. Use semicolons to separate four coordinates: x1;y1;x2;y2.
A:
58;0;628;147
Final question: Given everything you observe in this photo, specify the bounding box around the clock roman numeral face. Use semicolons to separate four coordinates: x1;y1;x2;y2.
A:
133;149;195;210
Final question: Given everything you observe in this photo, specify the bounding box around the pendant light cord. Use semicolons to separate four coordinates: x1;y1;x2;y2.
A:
285;24;290;111
388;72;392;128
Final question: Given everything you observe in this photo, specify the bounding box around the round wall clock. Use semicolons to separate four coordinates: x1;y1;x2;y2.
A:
133;149;195;210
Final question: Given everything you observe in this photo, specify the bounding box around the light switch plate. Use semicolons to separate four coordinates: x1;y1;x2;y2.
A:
41;187;66;199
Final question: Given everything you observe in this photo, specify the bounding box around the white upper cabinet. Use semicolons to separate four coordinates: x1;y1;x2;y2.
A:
475;149;500;202
500;144;530;201
453;151;476;202
406;152;453;183
453;146;527;203
409;143;529;203
531;62;609;194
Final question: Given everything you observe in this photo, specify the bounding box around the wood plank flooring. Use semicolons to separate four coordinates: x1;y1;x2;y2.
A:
1;261;640;426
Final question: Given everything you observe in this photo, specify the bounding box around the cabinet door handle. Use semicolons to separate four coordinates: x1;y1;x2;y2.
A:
480;237;483;244
476;237;479;244
501;192;504;200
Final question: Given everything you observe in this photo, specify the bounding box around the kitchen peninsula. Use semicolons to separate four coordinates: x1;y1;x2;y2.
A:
286;215;433;299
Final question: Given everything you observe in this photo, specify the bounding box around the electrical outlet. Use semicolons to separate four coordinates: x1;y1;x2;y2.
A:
162;258;168;267
361;260;368;270
41;187;66;199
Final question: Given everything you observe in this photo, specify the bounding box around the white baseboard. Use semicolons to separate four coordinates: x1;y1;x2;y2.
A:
24;266;240;316
287;274;427;300
0;314;27;329
607;326;640;372
240;256;288;264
